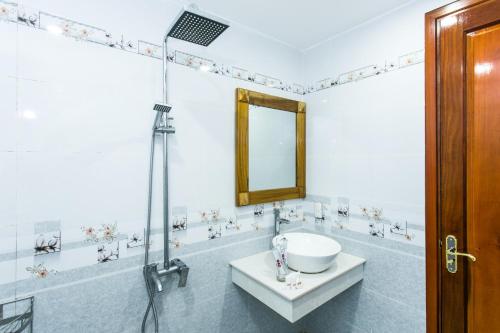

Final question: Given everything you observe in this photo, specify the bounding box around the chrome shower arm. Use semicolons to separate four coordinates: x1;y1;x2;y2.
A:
163;36;169;105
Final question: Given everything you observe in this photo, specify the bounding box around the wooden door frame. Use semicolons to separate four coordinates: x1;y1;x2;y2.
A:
425;1;496;332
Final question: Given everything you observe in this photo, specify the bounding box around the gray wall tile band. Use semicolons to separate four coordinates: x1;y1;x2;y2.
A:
25;234;423;333
302;284;425;333
2;223;425;333
26;238;304;333
27;242;282;333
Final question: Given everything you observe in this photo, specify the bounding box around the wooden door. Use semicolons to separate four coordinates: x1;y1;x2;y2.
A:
465;23;500;333
426;1;500;332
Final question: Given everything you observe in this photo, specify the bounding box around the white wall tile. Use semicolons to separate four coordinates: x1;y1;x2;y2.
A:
0;21;17;78
16;150;152;229
303;2;435;225
0;77;17;152
0;153;17;227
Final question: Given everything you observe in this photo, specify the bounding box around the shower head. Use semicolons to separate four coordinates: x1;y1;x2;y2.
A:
153;103;172;113
166;6;229;46
152;103;173;131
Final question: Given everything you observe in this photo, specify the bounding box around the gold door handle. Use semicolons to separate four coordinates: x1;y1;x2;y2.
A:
445;235;476;273
450;250;476;262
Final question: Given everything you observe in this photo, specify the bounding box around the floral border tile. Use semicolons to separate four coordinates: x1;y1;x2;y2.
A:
81;222;118;243
369;220;385;238
199;208;222;224
337;197;350;217
16;4;38;27
138;40;162;59
232;66;251;81
399;50;424;68
38;11;106;42
126;229;145;248
253;204;264;217
0;1;17;22
224;215;240;231
172;206;188;232
390;220;415;240
292;83;305;95
170;237;182;248
81;226;99;242
26;263;57;278
175;51;214;71
99;222;118;242
97;241;119;263
34;231;61;255
208;223;222;240
286;205;304;222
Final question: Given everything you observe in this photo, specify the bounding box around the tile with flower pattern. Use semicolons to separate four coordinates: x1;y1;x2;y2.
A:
99;222;118;242
97;242;119;263
34;231;61;255
127;229;145;248
208;223;222;240
26;263;57;278
172;206;188;231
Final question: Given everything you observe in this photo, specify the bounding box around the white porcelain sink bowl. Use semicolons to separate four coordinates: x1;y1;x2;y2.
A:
273;232;342;273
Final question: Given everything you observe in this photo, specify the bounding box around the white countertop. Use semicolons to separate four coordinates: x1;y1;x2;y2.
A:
230;250;366;322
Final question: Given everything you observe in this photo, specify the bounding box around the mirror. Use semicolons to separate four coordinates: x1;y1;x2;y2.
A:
235;88;306;206
249;105;296;191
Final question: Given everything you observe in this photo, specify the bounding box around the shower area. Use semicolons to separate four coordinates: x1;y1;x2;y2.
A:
141;6;228;332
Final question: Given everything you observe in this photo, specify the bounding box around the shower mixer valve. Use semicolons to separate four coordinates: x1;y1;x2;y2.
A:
145;258;189;293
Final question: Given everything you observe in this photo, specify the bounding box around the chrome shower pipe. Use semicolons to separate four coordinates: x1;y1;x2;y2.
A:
143;36;172;269
144;130;156;266
161;130;169;269
143;129;173;271
161;35;170;270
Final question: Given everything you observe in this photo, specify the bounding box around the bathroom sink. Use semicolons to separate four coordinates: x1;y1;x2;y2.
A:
273;232;342;273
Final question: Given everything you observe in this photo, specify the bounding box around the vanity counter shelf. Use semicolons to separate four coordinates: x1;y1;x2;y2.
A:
230;250;365;323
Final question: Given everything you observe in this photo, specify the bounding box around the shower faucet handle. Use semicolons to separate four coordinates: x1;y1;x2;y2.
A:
171;258;189;287
178;266;189;288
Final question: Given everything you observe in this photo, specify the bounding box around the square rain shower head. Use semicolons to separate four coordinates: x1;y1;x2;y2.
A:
167;10;229;47
153;103;172;113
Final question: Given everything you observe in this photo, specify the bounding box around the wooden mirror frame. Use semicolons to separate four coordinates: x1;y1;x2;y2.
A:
235;88;306;206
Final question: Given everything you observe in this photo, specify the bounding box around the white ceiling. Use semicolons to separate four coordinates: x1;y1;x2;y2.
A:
185;0;413;50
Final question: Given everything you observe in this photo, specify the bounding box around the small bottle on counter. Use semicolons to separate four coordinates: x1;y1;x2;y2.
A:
272;247;288;282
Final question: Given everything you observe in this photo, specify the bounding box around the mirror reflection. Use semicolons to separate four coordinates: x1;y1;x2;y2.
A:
248;105;296;191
